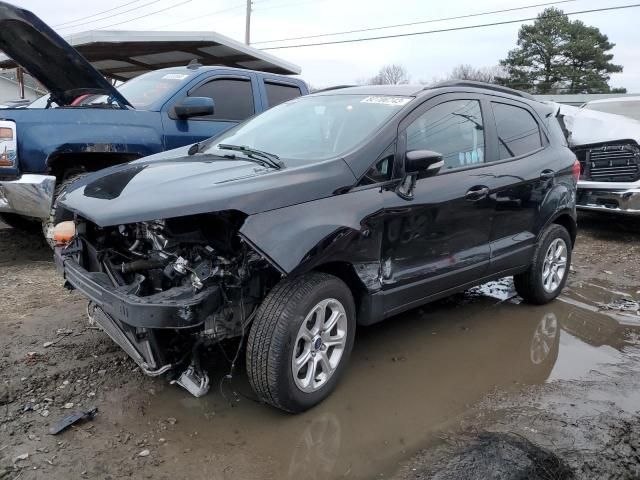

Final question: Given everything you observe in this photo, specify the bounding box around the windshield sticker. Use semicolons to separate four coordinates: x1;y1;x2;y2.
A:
361;96;412;106
162;73;190;81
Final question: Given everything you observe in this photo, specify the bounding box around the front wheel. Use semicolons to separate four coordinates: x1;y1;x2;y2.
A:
514;224;572;304
246;272;356;413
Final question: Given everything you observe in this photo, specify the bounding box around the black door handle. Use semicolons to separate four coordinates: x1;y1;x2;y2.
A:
465;186;490;201
540;169;555;180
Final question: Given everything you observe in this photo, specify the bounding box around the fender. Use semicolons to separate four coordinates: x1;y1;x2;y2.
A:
3;108;164;174
239;185;386;291
536;180;577;242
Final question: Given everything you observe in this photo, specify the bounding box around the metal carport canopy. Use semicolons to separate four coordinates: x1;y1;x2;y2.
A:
0;30;301;80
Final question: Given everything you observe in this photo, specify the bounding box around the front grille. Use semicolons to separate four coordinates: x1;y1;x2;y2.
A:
581;144;640;182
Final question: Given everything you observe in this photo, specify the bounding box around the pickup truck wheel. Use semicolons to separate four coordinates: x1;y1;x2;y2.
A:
0;213;41;234
246;272;355;413
514;224;572;304
42;172;86;248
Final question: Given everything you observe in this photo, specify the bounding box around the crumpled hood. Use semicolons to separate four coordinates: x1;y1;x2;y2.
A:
559;104;640;147
59;148;356;227
0;1;130;107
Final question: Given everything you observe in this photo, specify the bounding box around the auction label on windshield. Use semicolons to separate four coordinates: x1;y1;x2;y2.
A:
361;96;412;106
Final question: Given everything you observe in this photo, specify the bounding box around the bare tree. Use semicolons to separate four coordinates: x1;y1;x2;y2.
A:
446;64;504;83
365;64;410;85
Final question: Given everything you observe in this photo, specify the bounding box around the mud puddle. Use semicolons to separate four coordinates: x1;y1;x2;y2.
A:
100;277;640;480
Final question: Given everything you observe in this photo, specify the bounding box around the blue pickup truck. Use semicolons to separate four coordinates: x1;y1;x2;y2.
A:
0;1;308;241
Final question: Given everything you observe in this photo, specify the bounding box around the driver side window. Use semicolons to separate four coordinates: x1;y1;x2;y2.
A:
406;99;485;172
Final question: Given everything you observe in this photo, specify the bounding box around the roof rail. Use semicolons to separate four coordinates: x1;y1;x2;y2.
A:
313;84;356;93
426;80;535;101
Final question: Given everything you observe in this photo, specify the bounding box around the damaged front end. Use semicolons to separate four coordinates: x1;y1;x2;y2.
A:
54;212;280;396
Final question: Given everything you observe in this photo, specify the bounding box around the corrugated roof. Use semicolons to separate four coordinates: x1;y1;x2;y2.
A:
0;30;300;80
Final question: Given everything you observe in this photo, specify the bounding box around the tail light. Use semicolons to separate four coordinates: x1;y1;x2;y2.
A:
572;158;581;181
53;221;76;246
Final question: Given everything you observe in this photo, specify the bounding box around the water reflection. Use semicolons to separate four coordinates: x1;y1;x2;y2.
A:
133;278;639;480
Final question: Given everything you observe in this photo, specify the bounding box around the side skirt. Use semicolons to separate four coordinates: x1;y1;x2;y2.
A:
357;265;529;326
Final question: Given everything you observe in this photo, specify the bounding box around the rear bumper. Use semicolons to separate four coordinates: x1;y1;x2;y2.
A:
0;174;56;219
55;246;222;329
576;183;640;216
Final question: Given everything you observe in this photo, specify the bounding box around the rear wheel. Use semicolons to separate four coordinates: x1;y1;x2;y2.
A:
246;272;356;413
514;224;572;304
0;213;41;234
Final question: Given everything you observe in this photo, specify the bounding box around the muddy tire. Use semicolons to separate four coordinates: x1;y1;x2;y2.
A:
42;171;86;248
246;272;356;413
514;224;572;305
0;213;41;234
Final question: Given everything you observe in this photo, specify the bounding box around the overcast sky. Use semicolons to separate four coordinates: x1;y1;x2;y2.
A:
16;0;640;91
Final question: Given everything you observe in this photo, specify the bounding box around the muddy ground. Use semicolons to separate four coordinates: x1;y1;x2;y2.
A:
1;213;639;480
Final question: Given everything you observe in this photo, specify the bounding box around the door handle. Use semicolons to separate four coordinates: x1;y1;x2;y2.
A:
540;169;555;180
465;185;490;201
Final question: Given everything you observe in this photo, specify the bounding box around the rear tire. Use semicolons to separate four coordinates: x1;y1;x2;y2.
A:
246;272;356;413
0;213;41;234
514;224;572;304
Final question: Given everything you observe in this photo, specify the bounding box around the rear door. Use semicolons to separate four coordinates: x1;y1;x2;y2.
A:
162;73;260;150
485;98;555;272
380;93;496;315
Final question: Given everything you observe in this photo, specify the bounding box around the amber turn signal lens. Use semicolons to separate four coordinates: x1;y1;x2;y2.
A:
53;221;76;245
0;127;12;140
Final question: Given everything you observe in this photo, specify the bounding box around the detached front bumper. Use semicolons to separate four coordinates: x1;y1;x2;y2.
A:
0;174;56;219
577;182;640;216
55;245;223;329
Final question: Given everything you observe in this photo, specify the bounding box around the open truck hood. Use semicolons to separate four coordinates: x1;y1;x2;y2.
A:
0;1;131;107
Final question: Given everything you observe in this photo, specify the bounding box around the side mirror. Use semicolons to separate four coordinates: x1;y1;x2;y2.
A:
174;97;214;118
405;150;444;176
396;150;444;201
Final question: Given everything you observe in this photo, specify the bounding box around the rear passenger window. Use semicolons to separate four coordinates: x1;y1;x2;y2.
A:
189;78;254;121
265;82;301;107
491;103;542;159
406;99;485;171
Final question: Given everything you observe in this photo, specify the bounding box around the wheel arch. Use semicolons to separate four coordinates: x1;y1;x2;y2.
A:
46;152;143;180
550;211;577;246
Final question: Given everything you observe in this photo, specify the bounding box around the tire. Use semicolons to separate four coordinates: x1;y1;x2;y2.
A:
0;213;41;234
514;224;572;305
246;272;356;413
42;171;86;248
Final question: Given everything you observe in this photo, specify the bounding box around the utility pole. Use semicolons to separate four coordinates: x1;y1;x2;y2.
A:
244;0;252;45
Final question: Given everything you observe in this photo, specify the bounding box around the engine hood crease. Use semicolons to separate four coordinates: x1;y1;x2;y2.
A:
58;152;357;227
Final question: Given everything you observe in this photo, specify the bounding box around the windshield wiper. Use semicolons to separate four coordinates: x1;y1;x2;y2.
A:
217;144;283;170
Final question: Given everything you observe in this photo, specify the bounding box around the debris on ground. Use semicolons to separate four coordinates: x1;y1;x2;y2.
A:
48;407;98;435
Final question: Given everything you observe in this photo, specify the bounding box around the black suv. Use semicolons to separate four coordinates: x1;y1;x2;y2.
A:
54;81;579;412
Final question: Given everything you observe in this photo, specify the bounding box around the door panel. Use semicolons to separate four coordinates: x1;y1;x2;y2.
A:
486;100;554;272
380;96;495;314
161;74;260;150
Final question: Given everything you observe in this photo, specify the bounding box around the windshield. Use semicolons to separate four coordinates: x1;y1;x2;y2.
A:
91;70;195;109
584;100;640;122
205;94;412;162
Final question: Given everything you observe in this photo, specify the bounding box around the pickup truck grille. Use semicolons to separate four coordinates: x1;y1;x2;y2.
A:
578;144;640;182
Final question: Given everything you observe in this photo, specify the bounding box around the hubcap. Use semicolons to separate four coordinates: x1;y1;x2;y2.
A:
292;298;348;393
541;238;568;293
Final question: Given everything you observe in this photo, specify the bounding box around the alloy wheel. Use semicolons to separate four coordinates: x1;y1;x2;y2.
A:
292;298;348;393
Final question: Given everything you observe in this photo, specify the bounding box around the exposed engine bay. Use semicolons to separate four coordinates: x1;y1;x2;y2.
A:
57;212;279;397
